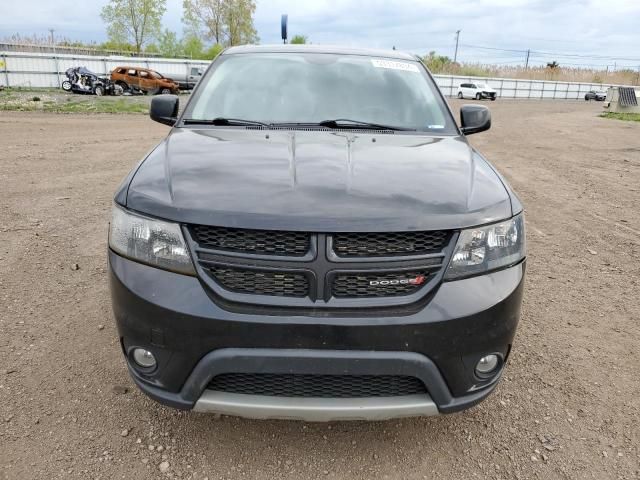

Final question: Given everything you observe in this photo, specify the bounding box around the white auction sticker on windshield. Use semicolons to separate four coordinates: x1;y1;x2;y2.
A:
371;59;420;73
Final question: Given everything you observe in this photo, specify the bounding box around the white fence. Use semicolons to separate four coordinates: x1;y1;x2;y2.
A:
0;51;630;99
0;51;209;88
433;74;617;100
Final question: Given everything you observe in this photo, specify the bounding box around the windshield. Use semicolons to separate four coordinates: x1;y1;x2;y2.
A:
184;53;455;133
150;71;163;79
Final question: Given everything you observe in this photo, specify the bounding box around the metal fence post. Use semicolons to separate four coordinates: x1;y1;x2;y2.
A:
1;53;9;87
53;55;60;88
514;80;518;99
540;81;545;100
500;78;504;98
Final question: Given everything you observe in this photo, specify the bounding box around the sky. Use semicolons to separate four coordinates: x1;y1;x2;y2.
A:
1;0;640;69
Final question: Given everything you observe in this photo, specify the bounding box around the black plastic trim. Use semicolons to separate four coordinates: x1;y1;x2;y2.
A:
128;348;501;414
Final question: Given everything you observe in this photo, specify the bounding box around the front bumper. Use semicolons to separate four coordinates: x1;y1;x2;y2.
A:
109;251;524;420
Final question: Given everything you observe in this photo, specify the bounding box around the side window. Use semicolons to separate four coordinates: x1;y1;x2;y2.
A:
128;69;137;76
140;70;149;78
191;67;201;76
461;83;468;88
117;68;126;74
470;84;476;89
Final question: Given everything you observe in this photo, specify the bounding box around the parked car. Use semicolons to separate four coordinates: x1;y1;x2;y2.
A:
585;90;606;101
109;45;525;421
160;67;204;90
457;82;497;100
110;67;179;95
62;67;122;96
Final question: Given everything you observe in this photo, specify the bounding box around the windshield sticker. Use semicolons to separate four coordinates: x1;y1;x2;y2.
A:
371;59;420;73
428;125;445;129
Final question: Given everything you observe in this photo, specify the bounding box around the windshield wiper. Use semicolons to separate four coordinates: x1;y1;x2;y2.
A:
317;119;415;131
183;117;270;128
271;119;414;131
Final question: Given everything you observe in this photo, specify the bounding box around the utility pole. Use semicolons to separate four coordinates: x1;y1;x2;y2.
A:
49;28;56;55
525;49;530;69
453;30;461;63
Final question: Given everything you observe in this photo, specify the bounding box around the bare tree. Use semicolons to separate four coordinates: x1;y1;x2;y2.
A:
183;0;258;47
101;0;167;54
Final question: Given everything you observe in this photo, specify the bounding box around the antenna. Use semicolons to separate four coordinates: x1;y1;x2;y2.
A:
281;14;288;44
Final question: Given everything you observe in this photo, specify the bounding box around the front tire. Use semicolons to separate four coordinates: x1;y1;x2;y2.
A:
61;80;72;92
457;92;463;99
475;93;481;100
160;88;172;95
94;85;104;96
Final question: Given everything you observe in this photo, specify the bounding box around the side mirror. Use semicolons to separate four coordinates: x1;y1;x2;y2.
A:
460;105;491;135
150;95;179;126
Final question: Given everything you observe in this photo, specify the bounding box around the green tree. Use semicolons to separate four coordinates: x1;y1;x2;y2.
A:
204;43;224;59
157;29;183;57
145;43;160;54
101;0;167;54
421;51;454;73
182;34;205;58
183;0;258;46
290;35;307;44
225;0;258;46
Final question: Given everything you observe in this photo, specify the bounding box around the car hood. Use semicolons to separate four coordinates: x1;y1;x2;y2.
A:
124;128;513;232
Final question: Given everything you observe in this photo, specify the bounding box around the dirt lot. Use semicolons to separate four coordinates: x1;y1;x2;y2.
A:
1;100;639;480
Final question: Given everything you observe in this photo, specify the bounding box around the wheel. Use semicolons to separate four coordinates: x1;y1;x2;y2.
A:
116;81;130;93
457;92;463;99
94;85;104;96
113;84;124;96
160;88;172;95
475;93;481;100
584;96;589;101
61;80;72;92
490;97;496;101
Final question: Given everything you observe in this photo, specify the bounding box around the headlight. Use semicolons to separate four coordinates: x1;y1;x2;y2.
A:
109;205;195;275
445;214;525;280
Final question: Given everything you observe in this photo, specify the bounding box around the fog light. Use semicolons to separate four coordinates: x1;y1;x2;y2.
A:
132;348;156;369
475;354;499;375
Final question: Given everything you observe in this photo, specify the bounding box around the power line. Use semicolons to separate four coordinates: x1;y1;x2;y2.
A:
460;42;640;63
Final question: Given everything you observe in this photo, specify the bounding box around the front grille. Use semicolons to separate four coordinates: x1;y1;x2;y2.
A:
191;225;310;256
208;373;427;398
332;231;449;257
190;225;453;307
332;270;431;298
205;266;309;297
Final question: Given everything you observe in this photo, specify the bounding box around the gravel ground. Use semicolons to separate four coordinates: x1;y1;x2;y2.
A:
1;100;639;480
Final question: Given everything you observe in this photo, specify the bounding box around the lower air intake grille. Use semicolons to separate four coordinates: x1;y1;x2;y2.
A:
332;231;449;257
208;373;427;398
205;266;309;298
191;225;310;256
332;271;431;298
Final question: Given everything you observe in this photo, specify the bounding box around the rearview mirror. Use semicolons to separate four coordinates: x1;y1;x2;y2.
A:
150;95;179;126
460;105;491;135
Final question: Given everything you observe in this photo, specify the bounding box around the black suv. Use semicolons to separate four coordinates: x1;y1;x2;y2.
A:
109;45;525;421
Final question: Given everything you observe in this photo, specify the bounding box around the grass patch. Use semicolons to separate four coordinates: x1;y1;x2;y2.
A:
0;93;150;114
600;112;640;122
